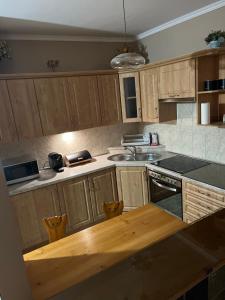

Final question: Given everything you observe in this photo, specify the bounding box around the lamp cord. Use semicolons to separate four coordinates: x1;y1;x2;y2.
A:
123;0;127;36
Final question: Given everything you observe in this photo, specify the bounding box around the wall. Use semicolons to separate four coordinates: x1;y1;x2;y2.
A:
0;165;32;300
0;40;135;73
141;6;225;63
0;123;138;167
139;6;225;164
141;103;225;163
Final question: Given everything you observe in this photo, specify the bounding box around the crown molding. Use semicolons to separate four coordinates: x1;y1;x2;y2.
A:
137;0;225;40
0;33;136;43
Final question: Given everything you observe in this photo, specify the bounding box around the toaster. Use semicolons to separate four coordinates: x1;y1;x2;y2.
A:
64;150;92;167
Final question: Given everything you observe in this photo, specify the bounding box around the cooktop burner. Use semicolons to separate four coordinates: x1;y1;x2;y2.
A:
151;155;210;174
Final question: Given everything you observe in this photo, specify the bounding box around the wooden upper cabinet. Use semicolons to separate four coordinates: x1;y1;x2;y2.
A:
97;74;122;125
158;59;196;99
119;72;142;123
88;168;118;221
58;176;93;233
34;77;74;135
11;185;61;250
140;68;159;123
0;80;18;144
7;79;43;139
68;76;101;130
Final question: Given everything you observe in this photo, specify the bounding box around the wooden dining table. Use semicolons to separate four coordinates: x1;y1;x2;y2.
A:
23;204;186;300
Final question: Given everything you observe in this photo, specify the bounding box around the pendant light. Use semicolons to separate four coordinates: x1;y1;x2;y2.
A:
110;0;145;69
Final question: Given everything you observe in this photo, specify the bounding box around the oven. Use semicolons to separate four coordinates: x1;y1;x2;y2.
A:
148;169;183;219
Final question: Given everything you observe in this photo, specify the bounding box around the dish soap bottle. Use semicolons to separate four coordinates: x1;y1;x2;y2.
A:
151;133;159;146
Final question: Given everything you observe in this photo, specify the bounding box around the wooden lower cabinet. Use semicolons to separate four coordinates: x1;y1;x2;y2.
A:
89;168;118;221
10;185;61;250
58;176;94;233
183;180;225;224
116;167;149;211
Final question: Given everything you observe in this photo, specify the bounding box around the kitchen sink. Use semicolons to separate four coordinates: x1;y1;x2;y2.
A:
135;153;161;161
107;154;135;161
107;153;161;162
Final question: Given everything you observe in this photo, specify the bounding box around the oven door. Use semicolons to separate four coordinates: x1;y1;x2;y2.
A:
149;176;183;219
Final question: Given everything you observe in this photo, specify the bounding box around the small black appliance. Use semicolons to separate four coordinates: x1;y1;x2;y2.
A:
48;152;64;172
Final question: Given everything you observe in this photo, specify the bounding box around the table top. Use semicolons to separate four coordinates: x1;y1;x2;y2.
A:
23;204;185;300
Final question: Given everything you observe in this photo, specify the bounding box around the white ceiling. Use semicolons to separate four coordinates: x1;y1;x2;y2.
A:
0;0;223;40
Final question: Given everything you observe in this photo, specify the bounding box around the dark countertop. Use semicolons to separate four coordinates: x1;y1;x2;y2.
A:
184;163;225;190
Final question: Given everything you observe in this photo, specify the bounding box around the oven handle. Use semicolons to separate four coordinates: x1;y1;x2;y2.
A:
152;179;177;193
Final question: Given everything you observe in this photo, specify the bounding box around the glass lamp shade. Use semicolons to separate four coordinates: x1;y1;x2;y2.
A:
110;52;146;69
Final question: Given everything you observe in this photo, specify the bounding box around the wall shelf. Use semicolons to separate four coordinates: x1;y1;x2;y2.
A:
196;54;225;127
198;90;225;95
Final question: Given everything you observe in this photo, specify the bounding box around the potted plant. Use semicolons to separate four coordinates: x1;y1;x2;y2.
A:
205;30;225;48
0;41;10;61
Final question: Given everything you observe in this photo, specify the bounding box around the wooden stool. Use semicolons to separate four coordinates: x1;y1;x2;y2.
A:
43;214;67;243
103;201;124;219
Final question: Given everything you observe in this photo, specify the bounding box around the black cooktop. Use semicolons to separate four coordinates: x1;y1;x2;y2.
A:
152;155;210;174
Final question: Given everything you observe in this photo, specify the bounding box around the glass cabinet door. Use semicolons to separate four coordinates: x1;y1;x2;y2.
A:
119;72;142;123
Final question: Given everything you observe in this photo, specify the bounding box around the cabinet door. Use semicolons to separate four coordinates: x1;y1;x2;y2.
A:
68;76;101;129
0;80;18;144
89;168;118;221
58;176;93;233
140;68;159;123
158;59;195;99
173;59;195;98
116;167;148;211
98;74;122;125
7;79;43;139
119;72;142;122
10;185;61;250
158;64;174;99
34;77;73;135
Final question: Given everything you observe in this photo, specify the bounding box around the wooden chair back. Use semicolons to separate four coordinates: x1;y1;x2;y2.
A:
103;201;124;219
43;214;67;243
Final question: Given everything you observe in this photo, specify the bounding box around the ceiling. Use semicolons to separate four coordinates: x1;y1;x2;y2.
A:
0;0;223;40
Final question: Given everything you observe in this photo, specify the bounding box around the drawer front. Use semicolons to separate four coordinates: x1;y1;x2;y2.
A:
184;200;211;219
185;192;220;213
184;182;225;205
183;213;198;224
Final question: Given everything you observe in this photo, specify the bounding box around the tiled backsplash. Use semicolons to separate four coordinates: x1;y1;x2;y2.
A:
140;103;225;164
0;123;138;168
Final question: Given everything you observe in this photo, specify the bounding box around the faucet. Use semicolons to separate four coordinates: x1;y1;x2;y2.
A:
125;146;137;158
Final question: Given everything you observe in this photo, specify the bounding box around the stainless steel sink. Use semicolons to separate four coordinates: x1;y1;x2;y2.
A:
107;153;161;162
135;153;161;161
107;154;135;161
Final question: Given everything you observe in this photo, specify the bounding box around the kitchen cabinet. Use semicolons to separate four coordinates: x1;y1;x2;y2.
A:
158;59;195;99
34;77;74;135
119;72;142;122
68;76;101;129
182;180;224;223
89;168;118;221
140;68;159;123
11;185;61;250
58;176;93;233
97;74;122;125
0;80;18;144
7;79;43;139
116;167;148;211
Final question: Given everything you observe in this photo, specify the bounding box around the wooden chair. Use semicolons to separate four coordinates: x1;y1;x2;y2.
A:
43;214;67;243
103;201;124;219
